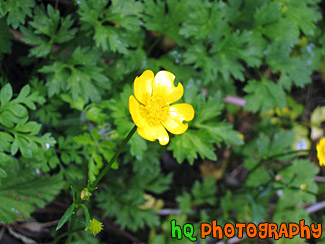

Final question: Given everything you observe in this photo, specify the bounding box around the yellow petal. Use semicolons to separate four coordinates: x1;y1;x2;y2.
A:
129;95;147;128
162;103;194;135
153;70;184;104
134;70;154;105
317;138;325;167
137;124;169;145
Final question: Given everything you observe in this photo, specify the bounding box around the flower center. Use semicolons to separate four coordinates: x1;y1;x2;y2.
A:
141;95;168;126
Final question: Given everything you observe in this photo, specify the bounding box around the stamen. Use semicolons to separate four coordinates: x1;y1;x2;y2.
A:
140;95;168;126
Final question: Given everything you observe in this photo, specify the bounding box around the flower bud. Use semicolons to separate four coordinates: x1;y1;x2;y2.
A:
88;219;103;236
80;188;91;200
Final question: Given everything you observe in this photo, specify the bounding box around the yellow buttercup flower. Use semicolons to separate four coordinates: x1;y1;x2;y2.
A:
316;137;325;167
129;70;194;145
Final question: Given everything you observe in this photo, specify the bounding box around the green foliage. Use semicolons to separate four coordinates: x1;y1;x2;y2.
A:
177;177;217;212
0;18;12;57
143;0;186;45
169;86;243;164
20;5;77;57
106;85;148;159
243;130;295;187
0;0;324;243
0;84;55;183
244;79;286;113
274;159;319;210
56;204;74;230
78;0;143;53
0;159;64;223
1;0;35;29
97;171;171;231
266;41;313;89
39;47;109;102
74;129;115;183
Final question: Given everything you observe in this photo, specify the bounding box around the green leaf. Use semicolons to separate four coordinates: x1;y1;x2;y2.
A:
144;173;172;194
0;83;13;105
243;130;295;161
74;133;93;146
143;0;187;45
0;131;13;152
246;168;270;187
196;122;244;147
192;177;217;205
193;92;224;125
81;204;90;230
0;168;7;178
253;2;299;44
0;160;64;223
176;193;192;213
97;184;160;231
0;17;13;56
78;0;143;53
244;79;286;113
129;133;147;160
0;84;54;160
275;159;319;209
283;0;321;36
266;41;313;89
3;0;35;29
168;129;216;164
0;152;10;166
168;86;243;163
20;5;77;57
39;47;108;102
183;28;263;82
56;204;75;230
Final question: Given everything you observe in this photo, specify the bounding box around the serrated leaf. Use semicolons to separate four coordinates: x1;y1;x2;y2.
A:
275;159;319;209
244;79;286;113
0;160;64;223
20;5;77;57
283;0;321;36
192;177;217;205
168;130;216;164
266;41;313;89
78;0;142;53
3;0;35;29
39;47;108;102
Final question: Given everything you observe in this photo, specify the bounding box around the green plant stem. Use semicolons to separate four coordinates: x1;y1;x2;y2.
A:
90;125;137;190
58;125;137;242
66;213;77;244
53;227;84;244
248;149;316;176
276;181;318;197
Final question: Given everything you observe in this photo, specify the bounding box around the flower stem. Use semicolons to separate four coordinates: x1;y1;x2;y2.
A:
57;126;137;242
276;181;318;196
53;227;84;244
90;125;137;190
248;149;316;176
66;213;76;244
